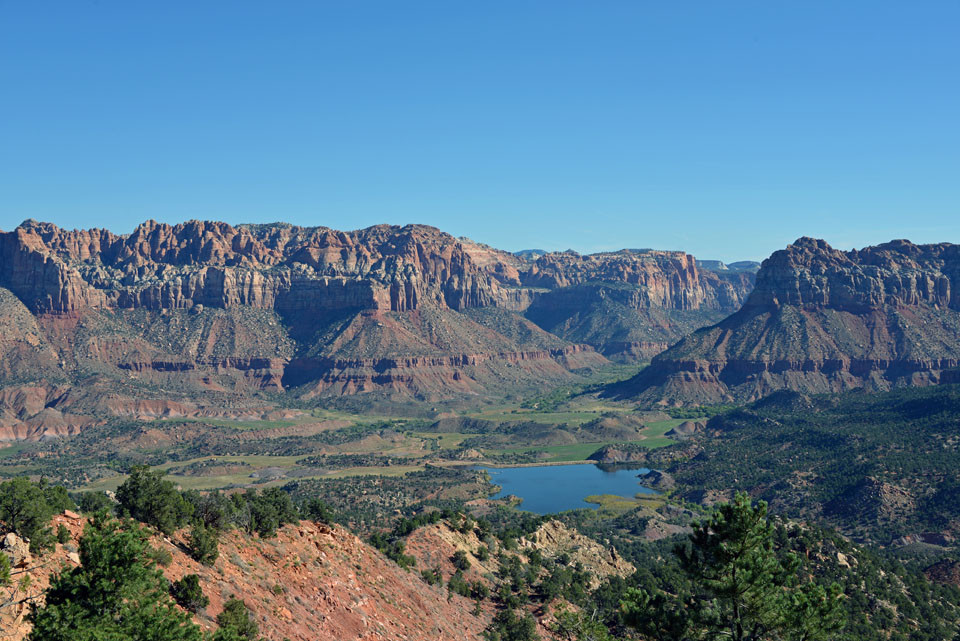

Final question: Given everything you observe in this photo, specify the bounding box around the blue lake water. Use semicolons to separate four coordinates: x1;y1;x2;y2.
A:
482;463;655;514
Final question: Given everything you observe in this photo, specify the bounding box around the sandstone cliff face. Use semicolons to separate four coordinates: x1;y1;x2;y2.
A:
519;250;753;358
0;221;749;323
0;220;524;315
746;237;960;312
616;238;960;405
0;219;754;423
0;220;612;423
521;249;752;311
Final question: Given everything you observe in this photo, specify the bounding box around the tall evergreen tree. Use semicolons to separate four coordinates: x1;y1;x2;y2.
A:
622;492;843;641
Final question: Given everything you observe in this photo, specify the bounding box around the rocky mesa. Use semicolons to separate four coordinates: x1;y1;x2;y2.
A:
0;219;756;438
613;237;960;405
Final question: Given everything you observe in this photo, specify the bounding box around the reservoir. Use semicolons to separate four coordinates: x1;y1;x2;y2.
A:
483;463;656;514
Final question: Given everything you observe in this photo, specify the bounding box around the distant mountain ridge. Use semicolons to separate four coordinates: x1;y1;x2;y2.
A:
521;248;753;359
612;237;960;405
0;219;753;438
698;260;762;274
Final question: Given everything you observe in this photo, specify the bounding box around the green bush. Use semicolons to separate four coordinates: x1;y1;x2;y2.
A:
421;566;442;585
116;466;193;535
170;573;209;613
74;491;115;515
187;524;219;566
485;607;539;641
369;532;416;569
0;553;10;587
148;545;174;567
302;497;334;524
215;598;259;641
183;490;235;532
452;550;471;571
234;488;298;538
447;570;471;597
470;580;489;600
41;483;76;514
0;477;65;552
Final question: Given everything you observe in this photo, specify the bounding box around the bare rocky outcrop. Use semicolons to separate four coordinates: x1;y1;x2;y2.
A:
1;515;490;641
665;421;705;439
614;238;960;404
0;220;611;414
1;532;30;567
587;444;649;464
0;221;751;339
523;249;752;310
518;519;635;587
406;519;634;593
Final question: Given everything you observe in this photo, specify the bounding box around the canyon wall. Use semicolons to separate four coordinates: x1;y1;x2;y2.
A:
0;218;759;436
614;238;960;405
519;250;753;358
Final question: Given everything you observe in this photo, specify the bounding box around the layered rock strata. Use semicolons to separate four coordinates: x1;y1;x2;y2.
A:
0;219;757;431
615;238;960;404
519;250;754;359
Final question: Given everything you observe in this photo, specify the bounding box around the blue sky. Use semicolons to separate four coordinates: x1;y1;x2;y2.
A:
1;1;957;262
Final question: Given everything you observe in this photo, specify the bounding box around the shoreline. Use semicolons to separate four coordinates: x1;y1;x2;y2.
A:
443;459;598;469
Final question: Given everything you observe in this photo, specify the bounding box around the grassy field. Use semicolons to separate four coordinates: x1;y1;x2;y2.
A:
66;393;685;493
0;442;31;460
158;416;303;431
643;418;686;436
483;417;682;462
410;431;474;449
78;452;428;492
637;418;685;448
471;409;618;425
79;454;308;492
154;406;409;432
584;493;665;515
322;464;425;479
491;442;613;462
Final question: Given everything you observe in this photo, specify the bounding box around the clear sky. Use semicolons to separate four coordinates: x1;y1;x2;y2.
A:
1;1;957;262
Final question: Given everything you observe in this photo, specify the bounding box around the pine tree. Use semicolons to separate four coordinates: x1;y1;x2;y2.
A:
622;492;843;641
27;513;202;641
187;524;219;566
0;477;58;552
116;465;193;535
552;605;614;641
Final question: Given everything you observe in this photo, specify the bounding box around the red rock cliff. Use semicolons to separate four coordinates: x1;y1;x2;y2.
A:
0;220;525;315
613;238;960;405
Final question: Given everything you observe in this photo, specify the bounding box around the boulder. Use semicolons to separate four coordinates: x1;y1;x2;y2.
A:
1;532;30;566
